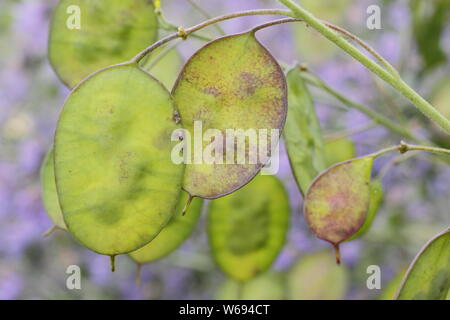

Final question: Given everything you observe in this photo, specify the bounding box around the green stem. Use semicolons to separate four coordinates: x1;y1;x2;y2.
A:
325;121;377;142
187;0;226;35
132;9;294;63
279;0;450;134
134;8;397;74
155;7;212;42
324;24;399;77
140;41;180;70
401;143;450;156
368;145;401;159
300;70;425;144
251;18;299;33
368;141;450;159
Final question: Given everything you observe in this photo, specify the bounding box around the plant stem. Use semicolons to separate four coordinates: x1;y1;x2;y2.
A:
134;7;400;74
300;70;425;143
368;145;401;159
279;0;450;134
368;141;450;159
400;143;450;156
140;40;181;70
132;33;180;63
154;1;212;41
251;18;299;33
187;0;226;35
325;121;377;142
132;9;294;63
324;24;399;77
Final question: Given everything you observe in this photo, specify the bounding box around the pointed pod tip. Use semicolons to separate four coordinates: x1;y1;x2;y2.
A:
135;263;142;285
42;225;57;238
181;194;194;216
333;243;341;265
110;255;116;272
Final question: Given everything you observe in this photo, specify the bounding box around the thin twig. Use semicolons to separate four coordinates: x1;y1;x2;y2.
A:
187;0;226;35
134;7;405;79
300;70;425;143
325;121;377;142
279;0;450;133
368;141;450;159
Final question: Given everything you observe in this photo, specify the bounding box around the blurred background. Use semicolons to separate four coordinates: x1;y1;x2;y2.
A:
0;0;449;299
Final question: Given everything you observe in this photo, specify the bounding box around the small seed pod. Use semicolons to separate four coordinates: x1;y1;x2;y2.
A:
304;156;374;264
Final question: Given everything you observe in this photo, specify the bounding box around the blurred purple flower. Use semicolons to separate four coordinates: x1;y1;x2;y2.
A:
0;67;28;107
86;253;113;286
340;240;361;265
0;272;23;299
12;1;49;56
19;139;43;174
375;32;400;65
388;1;410;30
0;218;39;255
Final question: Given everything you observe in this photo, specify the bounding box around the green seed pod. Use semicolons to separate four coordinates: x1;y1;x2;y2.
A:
217;272;285;300
378;269;405;300
172;31;287;199
208;175;290;281
396;228;450;300
54;63;184;257
40;148;67;231
140;46;183;91
284;67;327;195
287;251;349;300
129;192;203;264
48;0;158;88
304;157;373;263
347;178;384;241
324;138;356;167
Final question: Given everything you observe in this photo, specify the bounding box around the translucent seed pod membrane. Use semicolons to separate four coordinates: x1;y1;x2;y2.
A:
208;175;290;281
48;0;158;88
172;31;288;200
54;64;185;257
304;157;374;263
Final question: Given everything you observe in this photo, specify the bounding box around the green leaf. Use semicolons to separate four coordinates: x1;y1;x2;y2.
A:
379;269;405;300
208;175;290;281
140;46;183;91
396;228;450;300
287;251;348;300
347;178;384;241
304;157;373;262
129;192;203;264
54;64;184;256
324;138;356;166
40;148;67;230
217;272;285;300
283;68;327;195
172;31;287;199
48;0;158;88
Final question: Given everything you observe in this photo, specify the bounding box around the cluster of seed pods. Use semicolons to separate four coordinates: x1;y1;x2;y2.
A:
41;1;447;298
